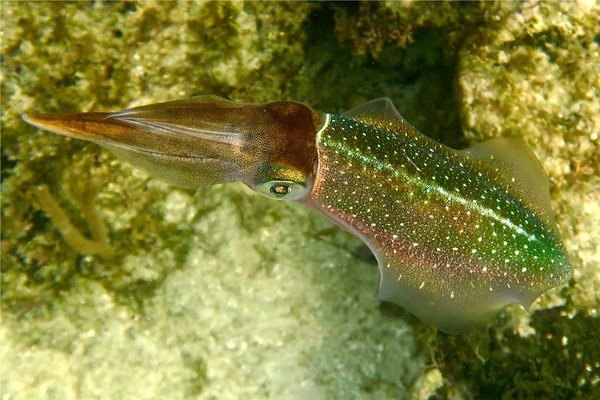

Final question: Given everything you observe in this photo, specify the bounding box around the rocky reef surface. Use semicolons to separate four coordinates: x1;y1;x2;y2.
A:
2;2;598;399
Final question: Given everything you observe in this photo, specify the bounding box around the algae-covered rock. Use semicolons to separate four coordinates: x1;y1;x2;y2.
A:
2;2;422;399
438;1;600;398
2;1;598;399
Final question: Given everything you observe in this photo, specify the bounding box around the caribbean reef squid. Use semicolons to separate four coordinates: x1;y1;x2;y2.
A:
23;96;571;333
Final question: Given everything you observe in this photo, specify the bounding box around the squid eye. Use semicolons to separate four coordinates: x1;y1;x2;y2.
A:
270;184;291;197
254;180;308;200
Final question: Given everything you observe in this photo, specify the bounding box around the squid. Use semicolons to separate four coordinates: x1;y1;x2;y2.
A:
23;96;571;333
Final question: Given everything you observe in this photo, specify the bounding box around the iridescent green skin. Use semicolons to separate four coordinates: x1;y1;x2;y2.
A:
23;96;571;333
308;114;571;332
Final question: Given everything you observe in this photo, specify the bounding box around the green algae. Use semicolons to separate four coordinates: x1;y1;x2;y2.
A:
2;1;599;399
287;2;487;148
433;2;600;398
432;305;600;399
332;1;486;59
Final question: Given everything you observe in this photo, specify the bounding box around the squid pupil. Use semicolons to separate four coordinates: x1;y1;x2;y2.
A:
271;185;290;197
